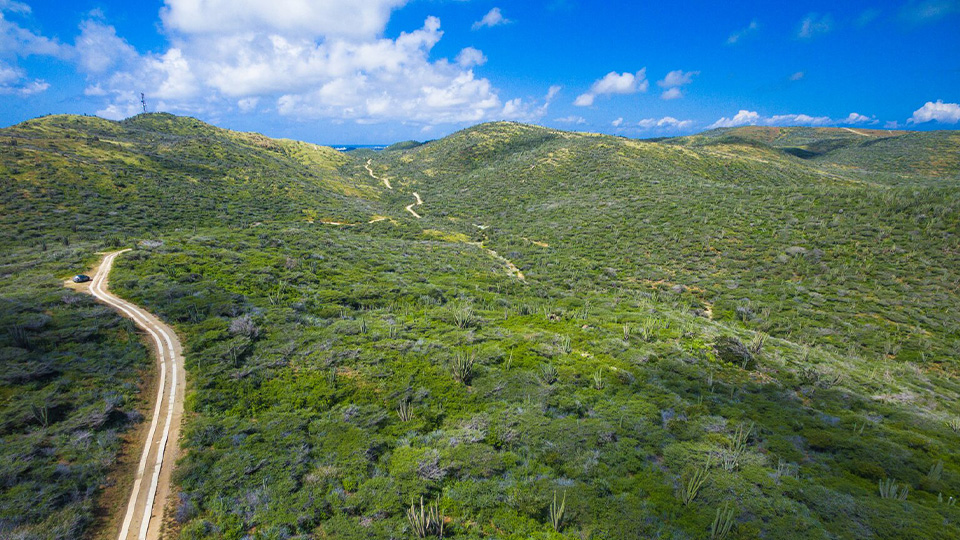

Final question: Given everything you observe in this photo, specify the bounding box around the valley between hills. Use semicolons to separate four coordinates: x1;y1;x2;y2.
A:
1;113;959;539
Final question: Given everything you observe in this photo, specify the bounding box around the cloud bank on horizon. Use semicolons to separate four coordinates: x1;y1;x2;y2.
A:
0;0;958;142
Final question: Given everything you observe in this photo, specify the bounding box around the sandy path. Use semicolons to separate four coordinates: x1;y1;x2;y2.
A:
842;127;870;137
365;159;392;189
405;192;423;218
71;250;185;540
468;242;525;281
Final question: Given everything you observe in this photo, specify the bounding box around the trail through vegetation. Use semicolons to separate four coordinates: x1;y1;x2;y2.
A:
406;192;423;218
366;159;392;189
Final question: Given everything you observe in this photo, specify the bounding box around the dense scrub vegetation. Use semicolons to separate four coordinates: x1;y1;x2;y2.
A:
376;122;960;367
1;114;959;539
0;246;148;538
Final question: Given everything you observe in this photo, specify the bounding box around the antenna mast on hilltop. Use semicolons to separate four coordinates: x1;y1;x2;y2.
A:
140;93;147;114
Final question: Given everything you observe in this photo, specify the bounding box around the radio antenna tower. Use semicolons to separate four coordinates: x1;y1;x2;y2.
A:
140;93;147;114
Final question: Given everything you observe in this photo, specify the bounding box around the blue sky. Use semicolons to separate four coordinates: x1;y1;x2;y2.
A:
1;0;958;143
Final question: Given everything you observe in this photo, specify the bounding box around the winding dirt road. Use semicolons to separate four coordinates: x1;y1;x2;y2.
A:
71;250;185;540
365;159;392;189
406;192;423;218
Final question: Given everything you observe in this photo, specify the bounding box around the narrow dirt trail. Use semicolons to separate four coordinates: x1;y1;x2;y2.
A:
365;159;392;189
842;127;870;137
470;242;525;280
69;250;185;540
405;192;423;218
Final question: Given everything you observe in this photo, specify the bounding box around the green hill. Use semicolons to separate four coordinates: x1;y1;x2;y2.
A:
2;115;959;539
675;126;960;179
0;113;384;248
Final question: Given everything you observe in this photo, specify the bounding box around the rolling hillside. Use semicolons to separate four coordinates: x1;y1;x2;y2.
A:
2;115;959;539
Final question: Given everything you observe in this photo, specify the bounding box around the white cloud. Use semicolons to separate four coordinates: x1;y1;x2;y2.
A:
709;110;760;128
909;100;960;124
545;85;561;103
727;20;758;44
611;117;623;127
74;18;138;74
709;110;841;129
75;7;518;126
768;114;832;126
238;97;259;112
661;87;682;100
456;47;487;68
637;116;694;130
885;120;901;129
0;9;63;96
790;71;805;81
0;1;31;15
161;0;407;40
842;112;875;124
555;115;586;125
658;69;698;88
657;70;697;100
503;85;563;122
0;66;48;96
797;13;833;38
472;7;510;30
574;69;647;106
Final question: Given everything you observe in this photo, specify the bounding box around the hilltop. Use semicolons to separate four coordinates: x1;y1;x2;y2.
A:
1;115;959;539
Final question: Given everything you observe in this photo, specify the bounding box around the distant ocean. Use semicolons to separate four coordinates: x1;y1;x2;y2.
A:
328;144;388;152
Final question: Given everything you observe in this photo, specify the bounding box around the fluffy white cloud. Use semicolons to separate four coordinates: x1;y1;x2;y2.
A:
727;20;758;44
611;117;623;127
709;110;845;129
709;110;760;128
661;87;682;100
497;85;562;122
658;70;698;88
74;19;138;74
0;63;47;95
797;13;833;38
72;3;532;126
909;100;960;124
161;0;407;40
237;97;259;112
637;116;694;130
842;112;875;124
472;8;510;30
574;69;647;106
545;85;561;102
456;47;487;68
657;69;697;100
768;114;832;126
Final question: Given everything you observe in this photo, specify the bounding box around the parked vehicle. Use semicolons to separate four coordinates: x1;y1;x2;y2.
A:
72;274;91;283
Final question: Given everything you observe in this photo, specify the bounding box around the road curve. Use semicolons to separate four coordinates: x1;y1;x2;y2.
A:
77;250;185;540
365;159;392;189
406;192;423;218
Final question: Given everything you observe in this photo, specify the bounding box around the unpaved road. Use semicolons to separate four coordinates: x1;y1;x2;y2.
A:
842;127;870;137
365;159;392;189
406;192;423;218
70;250;185;540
